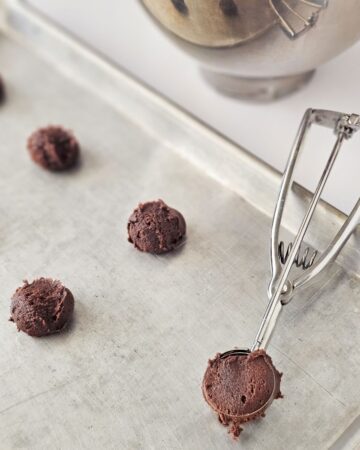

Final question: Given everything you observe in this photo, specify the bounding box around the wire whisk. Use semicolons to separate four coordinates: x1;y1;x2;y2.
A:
269;0;328;39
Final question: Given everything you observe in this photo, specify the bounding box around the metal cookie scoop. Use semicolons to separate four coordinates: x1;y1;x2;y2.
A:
204;108;360;431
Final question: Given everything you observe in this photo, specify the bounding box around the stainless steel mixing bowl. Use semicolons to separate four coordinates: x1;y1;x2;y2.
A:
141;0;360;100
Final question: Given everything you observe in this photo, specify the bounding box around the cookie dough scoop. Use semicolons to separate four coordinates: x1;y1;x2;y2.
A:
203;109;360;437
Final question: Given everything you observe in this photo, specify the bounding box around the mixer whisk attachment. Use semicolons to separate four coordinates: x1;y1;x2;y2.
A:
278;241;317;269
269;0;328;39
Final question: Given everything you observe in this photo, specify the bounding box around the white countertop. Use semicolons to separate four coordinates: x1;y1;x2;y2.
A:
29;0;360;214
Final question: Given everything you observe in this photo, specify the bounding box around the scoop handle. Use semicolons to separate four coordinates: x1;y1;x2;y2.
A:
253;130;345;351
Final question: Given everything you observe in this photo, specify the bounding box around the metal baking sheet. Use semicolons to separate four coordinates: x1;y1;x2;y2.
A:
0;1;359;449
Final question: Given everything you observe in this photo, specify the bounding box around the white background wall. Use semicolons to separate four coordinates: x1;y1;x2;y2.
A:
29;0;360;214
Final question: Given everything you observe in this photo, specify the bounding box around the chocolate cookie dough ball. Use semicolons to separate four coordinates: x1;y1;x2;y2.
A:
27;126;80;171
202;350;282;438
0;75;4;102
128;199;186;254
10;278;75;337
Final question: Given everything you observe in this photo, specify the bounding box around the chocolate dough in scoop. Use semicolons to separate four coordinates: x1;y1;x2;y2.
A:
202;350;282;438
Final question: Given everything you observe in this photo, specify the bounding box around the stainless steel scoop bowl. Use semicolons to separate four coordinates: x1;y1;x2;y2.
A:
141;1;360;100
